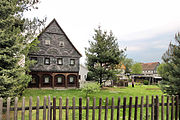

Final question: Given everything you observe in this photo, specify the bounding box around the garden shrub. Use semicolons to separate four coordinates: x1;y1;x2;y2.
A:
81;82;100;98
143;80;149;85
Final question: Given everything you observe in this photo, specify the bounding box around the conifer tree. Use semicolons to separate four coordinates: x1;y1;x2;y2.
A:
85;27;125;85
0;0;44;102
159;32;180;96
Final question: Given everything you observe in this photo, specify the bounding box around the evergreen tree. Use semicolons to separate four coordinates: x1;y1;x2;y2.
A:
85;27;125;85
0;0;44;102
159;33;180;96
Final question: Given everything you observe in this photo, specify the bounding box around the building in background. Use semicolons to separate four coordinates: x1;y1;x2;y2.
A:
79;64;88;88
28;19;82;88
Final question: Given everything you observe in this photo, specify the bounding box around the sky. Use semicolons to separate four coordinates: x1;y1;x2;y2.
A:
25;0;180;64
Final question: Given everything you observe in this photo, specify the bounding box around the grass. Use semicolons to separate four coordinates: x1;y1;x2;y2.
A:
5;85;166;120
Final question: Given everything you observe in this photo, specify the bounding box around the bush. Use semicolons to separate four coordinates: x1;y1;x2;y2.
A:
143;80;149;85
81;82;100;98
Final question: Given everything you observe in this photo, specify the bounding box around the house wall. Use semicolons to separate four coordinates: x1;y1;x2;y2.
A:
79;65;88;88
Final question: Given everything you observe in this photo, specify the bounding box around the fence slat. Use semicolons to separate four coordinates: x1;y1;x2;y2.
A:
175;95;179;120
151;95;154;120
79;97;82;120
0;98;3;120
161;95;164;120
105;97;109;120
167;96;169;120
47;96;51;120
86;97;89;120
14;97;18;120
29;97;32;120
117;97;121;120
98;97;102;120
6;97;10;120
72;97;75;120
146;96;149;120
53;97;56;120
21;97;25;120
59;97;62;120
171;96;174;120
123;97;126;120
134;96;138;120
36;96;40;120
128;96;132;120
140;96;144;120
43;96;47;120
66;97;69;120
92;97;96;120
155;96;159;120
111;97;114;120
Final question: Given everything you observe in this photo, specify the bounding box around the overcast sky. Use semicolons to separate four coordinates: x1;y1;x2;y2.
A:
25;0;180;64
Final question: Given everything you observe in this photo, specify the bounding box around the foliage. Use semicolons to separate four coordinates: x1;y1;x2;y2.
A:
122;58;134;73
86;71;97;81
159;33;180;96
85;27;125;85
0;0;45;103
81;82;100;98
143;80;149;85
131;63;142;74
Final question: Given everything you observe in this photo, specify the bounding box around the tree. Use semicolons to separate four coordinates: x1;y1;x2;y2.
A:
159;33;180;96
0;0;44;102
85;27;125;86
131;63;142;74
122;58;134;74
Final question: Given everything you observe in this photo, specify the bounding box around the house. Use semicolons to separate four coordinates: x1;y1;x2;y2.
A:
28;19;82;88
79;64;88;88
133;62;162;84
116;64;128;80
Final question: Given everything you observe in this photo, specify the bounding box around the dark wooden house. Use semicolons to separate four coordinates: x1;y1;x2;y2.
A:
28;19;82;88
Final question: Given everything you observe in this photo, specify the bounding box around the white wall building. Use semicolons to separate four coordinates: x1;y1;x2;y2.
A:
79;64;88;87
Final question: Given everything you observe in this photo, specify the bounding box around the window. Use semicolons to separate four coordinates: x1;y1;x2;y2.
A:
45;40;50;45
44;58;50;65
59;41;64;47
57;58;63;65
70;59;75;65
69;77;74;83
57;77;62;83
44;77;50;83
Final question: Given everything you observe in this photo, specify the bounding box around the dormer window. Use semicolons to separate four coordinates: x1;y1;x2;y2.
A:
44;58;50;65
59;41;64;47
45;40;50;45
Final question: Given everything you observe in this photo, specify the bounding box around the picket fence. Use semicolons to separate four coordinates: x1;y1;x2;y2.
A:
0;95;179;120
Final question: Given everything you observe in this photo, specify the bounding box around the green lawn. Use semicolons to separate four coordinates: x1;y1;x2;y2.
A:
6;85;166;120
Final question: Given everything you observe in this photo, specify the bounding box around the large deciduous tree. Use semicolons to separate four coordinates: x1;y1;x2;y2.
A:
159;33;180;96
0;0;44;102
85;27;125;85
131;63;142;74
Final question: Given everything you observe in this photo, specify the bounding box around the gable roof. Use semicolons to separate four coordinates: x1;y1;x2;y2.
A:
38;18;82;57
141;62;160;71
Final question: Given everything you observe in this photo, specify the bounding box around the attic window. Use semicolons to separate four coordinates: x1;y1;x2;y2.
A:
45;40;50;45
59;41;64;47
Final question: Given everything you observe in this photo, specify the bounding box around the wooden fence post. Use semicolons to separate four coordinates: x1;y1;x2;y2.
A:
36;96;40;120
86;97;89;120
175;95;179;120
151;95;154;120
105;97;109;120
79;97;82;120
98;97;102;120
47;96;51;120
0;98;3;120
128;96;132;120
29;96;32;120
171;96;174;120
43;96;47;120
140;96;144;120
6;97;10;120
161;95;164;120
111;97;114;120
59;97;62;120
92;97;96;120
123;97;126;120
154;96;159;120
14;97;18;120
146;96;149;120
134;96;138;120
21;97;25;120
117;97;121;120
72;97;75;120
66;97;69;120
53;96;56;120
